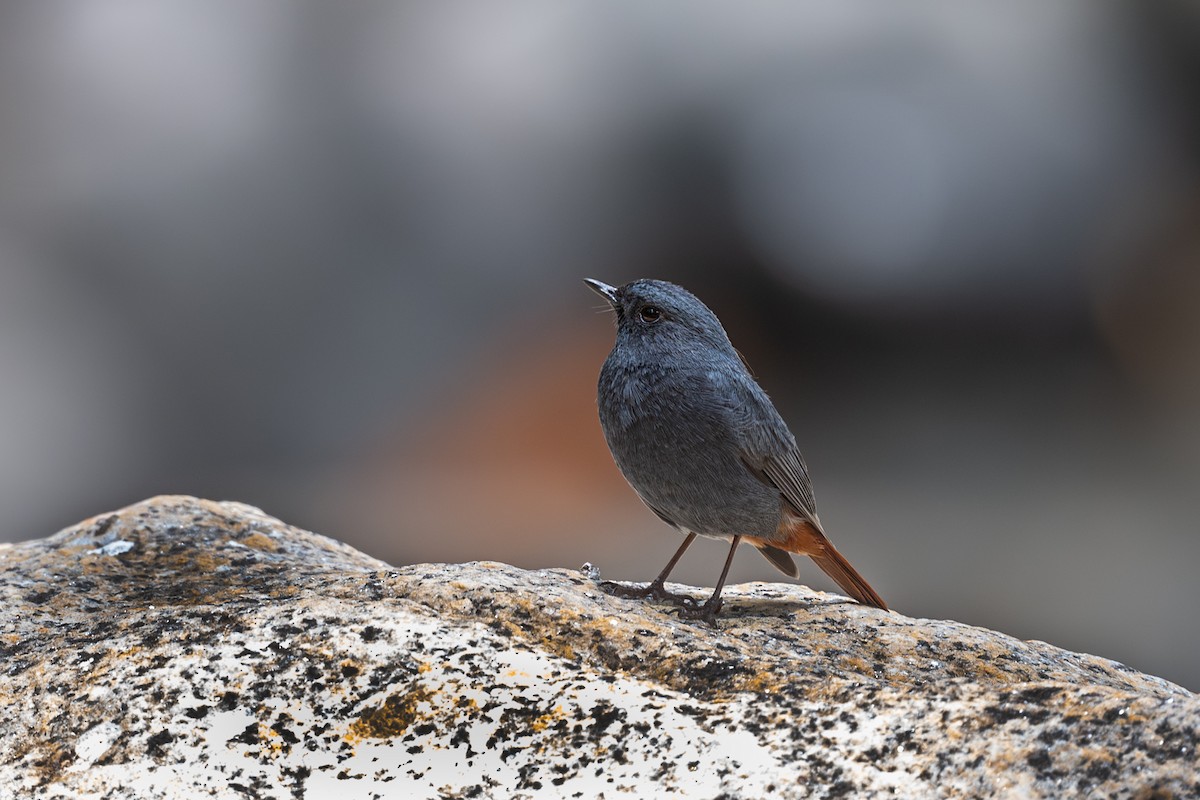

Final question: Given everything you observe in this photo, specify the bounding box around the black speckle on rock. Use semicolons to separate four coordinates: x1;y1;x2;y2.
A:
1037;725;1069;746
5;658;33;676
360;625;383;642
1018;685;1062;705
589;702;626;738
363;576;386;601
1085;758;1113;783
218;691;240;711
272;714;300;746
91;515;118;538
683;656;748;691
827;779;857;798
516;762;543;791
1101;706;1127;725
1026;749;1052;772
24;588;56;604
184;705;210;720
985;702;1031;727
450;725;472;753
282;765;311;800
146;729;174;758
234;724;261;746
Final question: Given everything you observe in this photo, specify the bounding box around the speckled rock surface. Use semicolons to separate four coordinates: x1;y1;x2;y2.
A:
0;496;1196;799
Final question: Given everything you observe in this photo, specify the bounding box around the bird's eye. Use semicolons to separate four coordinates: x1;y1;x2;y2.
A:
639;305;662;323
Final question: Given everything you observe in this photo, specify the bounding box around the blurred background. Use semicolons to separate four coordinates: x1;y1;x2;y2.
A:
1;1;1198;689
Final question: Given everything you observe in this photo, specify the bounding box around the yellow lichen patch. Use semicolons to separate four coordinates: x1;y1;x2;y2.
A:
529;705;564;733
959;656;1017;687
185;550;232;573
1077;745;1118;768
239;533;278;552
529;608;590;663
1050;689;1143;726
732;668;788;697
349;685;434;740
542;639;576;662
838;654;874;677
92;645;145;676
263;728;287;756
493;619;525;640
28;740;75;784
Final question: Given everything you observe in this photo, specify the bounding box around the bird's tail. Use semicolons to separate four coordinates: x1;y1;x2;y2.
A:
748;511;888;610
810;543;887;610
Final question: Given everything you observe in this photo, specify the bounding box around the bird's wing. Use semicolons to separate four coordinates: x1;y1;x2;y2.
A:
720;370;823;530
759;449;821;528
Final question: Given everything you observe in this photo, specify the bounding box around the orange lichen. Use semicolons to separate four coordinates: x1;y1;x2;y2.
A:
239;533;278;552
349;685;434;740
529;705;564;733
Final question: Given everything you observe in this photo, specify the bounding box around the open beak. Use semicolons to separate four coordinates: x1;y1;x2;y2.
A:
584;278;619;307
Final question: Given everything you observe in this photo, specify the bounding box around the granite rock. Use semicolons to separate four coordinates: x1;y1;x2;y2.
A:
0;496;1196;799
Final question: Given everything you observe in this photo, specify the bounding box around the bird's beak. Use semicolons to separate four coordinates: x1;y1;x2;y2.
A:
584;278;619;307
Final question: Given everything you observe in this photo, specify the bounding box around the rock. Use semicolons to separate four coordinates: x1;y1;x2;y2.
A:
0;496;1196;799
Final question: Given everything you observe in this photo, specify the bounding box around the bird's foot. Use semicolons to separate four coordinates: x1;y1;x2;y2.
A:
600;580;695;607
675;595;723;625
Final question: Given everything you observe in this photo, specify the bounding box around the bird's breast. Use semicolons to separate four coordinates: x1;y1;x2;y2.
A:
596;358;781;538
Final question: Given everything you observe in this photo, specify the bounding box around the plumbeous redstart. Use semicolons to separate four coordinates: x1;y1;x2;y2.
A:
586;278;886;620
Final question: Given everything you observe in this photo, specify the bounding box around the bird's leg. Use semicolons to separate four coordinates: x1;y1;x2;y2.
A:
602;532;697;605
679;535;741;623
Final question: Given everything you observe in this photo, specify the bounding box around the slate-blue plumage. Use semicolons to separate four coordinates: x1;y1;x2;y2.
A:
587;278;886;619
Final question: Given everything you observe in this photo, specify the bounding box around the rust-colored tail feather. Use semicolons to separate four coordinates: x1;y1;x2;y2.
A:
746;512;888;610
810;543;887;610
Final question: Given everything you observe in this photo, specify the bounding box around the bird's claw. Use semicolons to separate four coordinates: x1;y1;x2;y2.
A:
600;580;696;607
675;597;723;625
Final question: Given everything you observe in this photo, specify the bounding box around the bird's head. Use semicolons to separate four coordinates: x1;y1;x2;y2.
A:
585;278;736;357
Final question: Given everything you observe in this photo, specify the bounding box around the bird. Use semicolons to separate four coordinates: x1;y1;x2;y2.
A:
585;277;887;621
